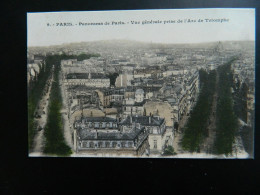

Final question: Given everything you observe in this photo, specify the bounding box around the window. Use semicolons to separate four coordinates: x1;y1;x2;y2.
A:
121;142;126;148
112;142;117;148
94;123;99;128
128;142;132;148
102;122;106;128
105;142;110;148
154;140;157;149
98;142;103;148
89;142;94;148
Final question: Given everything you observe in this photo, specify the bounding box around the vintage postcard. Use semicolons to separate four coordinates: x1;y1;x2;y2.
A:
27;9;255;158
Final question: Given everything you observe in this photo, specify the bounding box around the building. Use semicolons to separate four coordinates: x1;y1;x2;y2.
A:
64;73;110;88
122;98;145;118
74;117;119;131
135;89;144;102
119;115;173;154
115;73;134;87
144;101;174;127
74;116;149;156
96;88;125;107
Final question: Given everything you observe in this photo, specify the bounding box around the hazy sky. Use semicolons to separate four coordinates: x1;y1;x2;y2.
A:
27;9;255;47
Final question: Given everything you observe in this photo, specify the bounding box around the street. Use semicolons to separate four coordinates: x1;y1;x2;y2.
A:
30;66;54;155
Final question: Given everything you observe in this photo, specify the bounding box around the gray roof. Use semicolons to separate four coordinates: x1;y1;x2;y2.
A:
147;80;164;85
165;98;177;103
68;85;98;91
66;73;108;79
78;126;145;140
120;116;164;126
173;84;182;94
80;117;117;123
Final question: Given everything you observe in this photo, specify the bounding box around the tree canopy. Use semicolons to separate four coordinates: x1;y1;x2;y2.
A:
181;69;216;152
214;59;238;155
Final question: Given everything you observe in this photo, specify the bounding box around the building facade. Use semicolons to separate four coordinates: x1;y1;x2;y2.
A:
64;73;110;88
74;117;149;156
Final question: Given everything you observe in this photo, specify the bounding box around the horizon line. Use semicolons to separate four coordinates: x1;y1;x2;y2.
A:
28;39;255;48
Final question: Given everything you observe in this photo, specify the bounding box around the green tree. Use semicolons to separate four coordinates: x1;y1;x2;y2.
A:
181;69;216;152
106;73;119;86
163;146;176;155
214;59;239;155
43;56;72;156
28;61;52;150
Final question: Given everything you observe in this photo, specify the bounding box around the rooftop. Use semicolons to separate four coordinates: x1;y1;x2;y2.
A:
78;126;145;141
66;73;108;79
80;117;117;123
120;115;164;126
135;89;144;94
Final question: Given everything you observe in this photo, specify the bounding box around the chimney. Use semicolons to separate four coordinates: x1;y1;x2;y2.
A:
149;112;152;124
95;130;98;138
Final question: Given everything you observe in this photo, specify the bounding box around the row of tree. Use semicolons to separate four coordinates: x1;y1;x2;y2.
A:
233;81;248;123
28;62;52;150
60;52;100;61
214;60;238;155
42;53;100;155
181;69;216;152
43;56;72;156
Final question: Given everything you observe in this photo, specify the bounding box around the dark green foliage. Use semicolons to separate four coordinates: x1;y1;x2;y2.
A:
28;62;52;150
163;145;176;155
240;83;248;122
198;69;208;88
77;53;100;61
106;72;119;86
59;52;100;61
28;53;100;153
234;82;248;123
28;100;35;150
47;53;100;64
43;56;72;156
181;69;216;152
214;60;238;155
